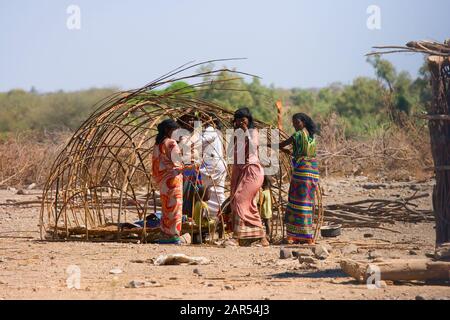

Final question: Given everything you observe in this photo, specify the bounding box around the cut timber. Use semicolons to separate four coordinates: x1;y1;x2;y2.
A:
340;259;450;283
340;259;366;282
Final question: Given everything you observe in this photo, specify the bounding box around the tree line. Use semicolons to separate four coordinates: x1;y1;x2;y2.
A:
0;56;431;137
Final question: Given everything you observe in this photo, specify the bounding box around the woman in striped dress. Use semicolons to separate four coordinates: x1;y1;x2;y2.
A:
278;113;319;244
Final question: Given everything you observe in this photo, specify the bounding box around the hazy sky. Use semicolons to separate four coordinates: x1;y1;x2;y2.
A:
1;0;449;92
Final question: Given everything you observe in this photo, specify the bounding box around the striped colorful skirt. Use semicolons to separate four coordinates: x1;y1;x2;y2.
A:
182;169;202;217
285;158;319;241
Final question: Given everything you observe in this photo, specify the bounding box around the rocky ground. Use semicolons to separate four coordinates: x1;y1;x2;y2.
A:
0;176;449;300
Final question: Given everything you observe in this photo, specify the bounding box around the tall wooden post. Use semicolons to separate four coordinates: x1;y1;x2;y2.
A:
427;56;450;245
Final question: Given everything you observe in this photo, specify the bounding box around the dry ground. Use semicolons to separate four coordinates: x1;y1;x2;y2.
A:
0;176;449;300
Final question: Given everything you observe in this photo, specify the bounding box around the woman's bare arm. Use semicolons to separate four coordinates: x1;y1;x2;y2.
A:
270;136;293;154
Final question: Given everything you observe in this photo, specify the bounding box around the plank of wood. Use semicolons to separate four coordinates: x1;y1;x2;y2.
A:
340;259;450;282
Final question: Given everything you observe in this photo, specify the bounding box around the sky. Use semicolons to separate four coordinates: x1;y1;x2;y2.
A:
1;0;449;92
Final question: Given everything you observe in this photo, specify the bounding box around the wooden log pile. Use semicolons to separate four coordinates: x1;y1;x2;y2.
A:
323;192;433;229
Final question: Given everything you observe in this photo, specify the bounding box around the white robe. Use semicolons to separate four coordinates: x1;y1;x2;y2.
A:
200;126;227;217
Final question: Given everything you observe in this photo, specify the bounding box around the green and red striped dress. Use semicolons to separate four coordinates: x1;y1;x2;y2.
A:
285;129;319;242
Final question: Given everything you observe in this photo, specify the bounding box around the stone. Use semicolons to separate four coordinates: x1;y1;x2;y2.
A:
16;189;27;195
126;280;146;288
224;285;235;290
148;280;162;287
313;244;330;260
130;259;146;264
415;295;426;300
299;256;316;264
341;244;358;255
408;250;418;256
27;183;37;190
363;233;374;238
109;267;123;274
368;250;382;259
279;247;293;259
377;281;388;288
193;268;202;276
293;248;314;258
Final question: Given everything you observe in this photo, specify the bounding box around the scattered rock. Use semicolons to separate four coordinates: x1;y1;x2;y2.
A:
377;280;388;289
169;277;177;280
313;244;330;260
27;183;37;190
368;250;382;260
299;256;316;264
341;244;358;255
415;295;426;300
193;268;203;276
224;285;235;290
109;268;123;274
364;233;374;238
147;280;163;287
130;259;146;264
16;189;27;195
126;280;146;288
408;250;418;256
279;247;293;259
294;248;314;258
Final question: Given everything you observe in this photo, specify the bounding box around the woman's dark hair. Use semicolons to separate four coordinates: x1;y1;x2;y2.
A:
176;114;195;131
292;113;316;138
156;119;179;144
233;107;255;129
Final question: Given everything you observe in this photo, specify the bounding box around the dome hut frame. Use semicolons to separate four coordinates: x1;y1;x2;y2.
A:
39;60;324;243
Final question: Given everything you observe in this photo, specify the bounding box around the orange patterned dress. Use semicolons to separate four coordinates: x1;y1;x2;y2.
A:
152;138;184;238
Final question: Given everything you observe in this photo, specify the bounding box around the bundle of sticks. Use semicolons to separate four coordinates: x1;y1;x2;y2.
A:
323;192;433;230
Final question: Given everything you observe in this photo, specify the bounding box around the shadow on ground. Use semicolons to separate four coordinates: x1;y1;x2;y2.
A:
269;268;350;279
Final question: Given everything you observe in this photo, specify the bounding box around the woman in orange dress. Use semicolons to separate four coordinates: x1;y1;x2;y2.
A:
152;119;187;244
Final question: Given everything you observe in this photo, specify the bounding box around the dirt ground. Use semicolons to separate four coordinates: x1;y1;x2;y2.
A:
0;176;449;300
